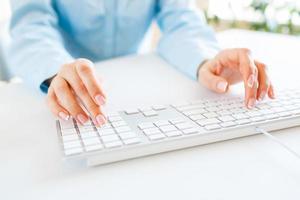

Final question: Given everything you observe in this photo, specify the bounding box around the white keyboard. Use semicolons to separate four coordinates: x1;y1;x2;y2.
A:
56;89;300;166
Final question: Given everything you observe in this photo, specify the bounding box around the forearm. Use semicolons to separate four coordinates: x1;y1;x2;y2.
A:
6;0;73;91
156;0;220;80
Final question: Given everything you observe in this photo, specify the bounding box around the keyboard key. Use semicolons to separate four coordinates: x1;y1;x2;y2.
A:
97;124;112;130
220;121;236;128
250;116;266;122
236;119;251;125
196;118;220;126
232;113;248;120
175;122;193;130
148;134;166;141
65;147;83;156
169;118;185;124
115;126;131;133
111;121;127;127
143;128;161;135
78;126;95;132
85;144;103;152
63;140;81;149
98;128;115;136
165;130;182;137
108;116;123;122
80;131;98;139
182;127;199;135
123;138;141;145
104;141;123;148
266;114;279;120
160;125;177;133
82;138;101;146
189;114;205;121
203;112;218;118
125;109;140;115
218;115;235;122
138;122;155;129
62;134;79;142
183;109;207;116
101;134;120;143
61;128;77;135
154;120;170;127
152;105;166;111
205;124;221;130
143;110;158;117
119;132;137;140
59;119;75;129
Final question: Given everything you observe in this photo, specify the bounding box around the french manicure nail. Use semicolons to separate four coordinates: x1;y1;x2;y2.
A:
77;114;88;124
95;94;106;105
96;115;106;125
247;74;255;88
259;91;266;101
59;112;70;121
247;98;256;109
217;81;228;92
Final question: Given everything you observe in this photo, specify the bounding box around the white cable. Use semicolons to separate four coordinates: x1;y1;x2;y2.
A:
256;127;300;160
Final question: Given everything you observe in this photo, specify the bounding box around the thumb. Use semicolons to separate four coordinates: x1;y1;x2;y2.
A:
199;68;229;93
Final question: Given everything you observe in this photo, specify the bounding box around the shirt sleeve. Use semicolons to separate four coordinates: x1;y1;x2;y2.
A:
156;0;221;80
5;0;74;91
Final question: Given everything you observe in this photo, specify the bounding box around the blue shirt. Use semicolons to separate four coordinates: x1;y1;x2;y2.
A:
5;0;220;91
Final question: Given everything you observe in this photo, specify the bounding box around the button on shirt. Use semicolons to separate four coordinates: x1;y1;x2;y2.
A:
6;0;220;91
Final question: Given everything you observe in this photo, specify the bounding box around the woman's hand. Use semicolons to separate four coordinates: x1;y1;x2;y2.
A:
47;58;107;125
198;48;275;108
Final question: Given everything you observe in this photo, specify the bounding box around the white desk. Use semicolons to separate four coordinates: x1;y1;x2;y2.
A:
1;30;300;199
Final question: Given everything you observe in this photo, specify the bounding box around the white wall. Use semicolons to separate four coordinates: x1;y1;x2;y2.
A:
0;0;10;23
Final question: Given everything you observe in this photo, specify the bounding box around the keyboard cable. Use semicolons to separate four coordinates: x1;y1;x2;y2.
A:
256;127;300;160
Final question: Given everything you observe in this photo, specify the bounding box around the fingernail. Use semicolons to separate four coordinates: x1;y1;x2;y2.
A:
96;115;106;125
217;81;228;92
95;95;106;105
270;90;275;99
247;74;255;88
258;91;266;101
77;114;88;124
247;98;256;109
59;112;70;121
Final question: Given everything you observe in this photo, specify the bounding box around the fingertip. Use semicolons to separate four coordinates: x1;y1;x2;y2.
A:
58;111;70;121
95;94;106;106
216;81;228;93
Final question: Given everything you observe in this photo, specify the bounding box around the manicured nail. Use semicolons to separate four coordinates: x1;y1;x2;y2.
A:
258;91;266;101
77;114;88;124
270;90;275;99
217;81;228;92
96;115;106;125
247;74;255;88
59;112;70;121
95;94;106;105
247;98;256;109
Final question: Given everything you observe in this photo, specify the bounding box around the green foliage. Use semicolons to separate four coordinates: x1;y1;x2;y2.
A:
206;0;300;35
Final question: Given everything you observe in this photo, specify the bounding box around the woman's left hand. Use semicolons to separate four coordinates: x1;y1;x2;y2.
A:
198;48;275;109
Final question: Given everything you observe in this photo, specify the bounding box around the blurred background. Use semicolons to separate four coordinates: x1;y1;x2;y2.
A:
0;0;300;83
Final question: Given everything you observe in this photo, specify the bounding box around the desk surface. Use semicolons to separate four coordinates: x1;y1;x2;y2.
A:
1;30;300;200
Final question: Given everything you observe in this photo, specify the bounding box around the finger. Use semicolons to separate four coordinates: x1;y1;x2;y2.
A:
63;68;106;126
199;64;229;93
255;60;270;101
268;84;275;99
238;49;258;108
47;87;70;121
52;77;88;125
75;59;106;106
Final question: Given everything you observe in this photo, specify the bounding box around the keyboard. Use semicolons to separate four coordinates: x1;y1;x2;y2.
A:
56;89;300;166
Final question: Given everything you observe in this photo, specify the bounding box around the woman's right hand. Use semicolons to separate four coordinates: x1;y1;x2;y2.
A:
46;58;107;126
